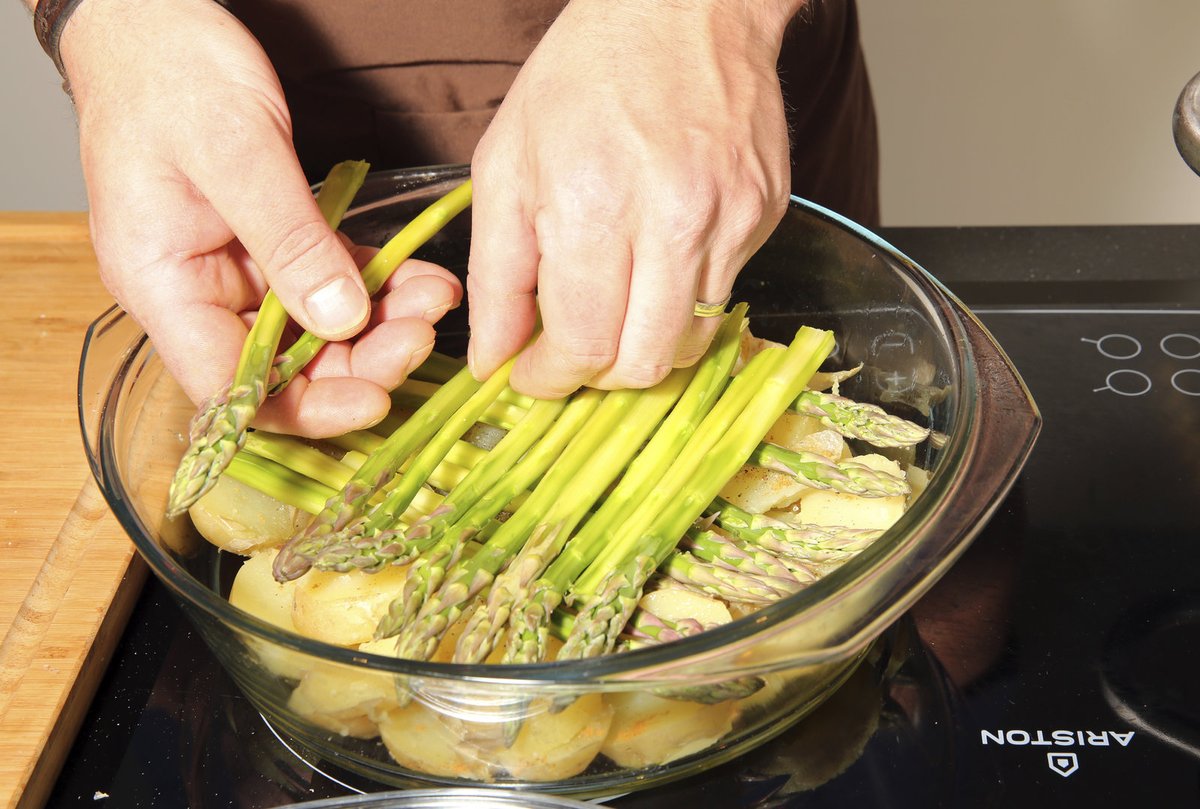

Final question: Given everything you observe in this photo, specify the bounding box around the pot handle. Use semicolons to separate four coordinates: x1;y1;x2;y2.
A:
946;297;1042;531
1174;71;1200;177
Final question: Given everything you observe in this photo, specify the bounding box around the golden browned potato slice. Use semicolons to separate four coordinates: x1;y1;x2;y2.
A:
229;550;311;680
600;691;736;769
378;703;496;781
189;474;304;555
494;693;613;782
292;564;410;646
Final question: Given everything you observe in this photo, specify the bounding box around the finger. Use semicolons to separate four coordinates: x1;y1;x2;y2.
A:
349;318;437;390
256;376;391;438
674;312;724;369
509;224;633;398
465;159;540;379
373;260;463;325
135;294;249;406
674;248;733;369
585;237;698;390
185;116;370;342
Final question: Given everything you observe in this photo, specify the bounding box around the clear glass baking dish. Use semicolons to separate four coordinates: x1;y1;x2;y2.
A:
79;164;1039;797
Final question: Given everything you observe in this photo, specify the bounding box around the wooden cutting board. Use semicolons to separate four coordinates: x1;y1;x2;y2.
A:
0;213;147;809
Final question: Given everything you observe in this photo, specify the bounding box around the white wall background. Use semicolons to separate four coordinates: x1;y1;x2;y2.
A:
2;0;1199;225
0;2;87;210
859;0;1200;225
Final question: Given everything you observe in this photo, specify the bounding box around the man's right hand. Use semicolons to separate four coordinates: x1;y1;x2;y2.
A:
59;0;462;437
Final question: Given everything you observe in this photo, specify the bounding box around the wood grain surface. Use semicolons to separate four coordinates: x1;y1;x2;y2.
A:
0;213;146;809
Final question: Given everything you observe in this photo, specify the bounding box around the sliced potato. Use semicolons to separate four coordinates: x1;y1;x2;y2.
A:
763;413;825;451
378;703;495;781
794;429;847;461
494;693;613;781
287;662;398;738
905;464;931;506
799;454;906;531
189;474;304;554
639;588;732;629
292;564;410;646
229;550;311;680
600;690;736;769
719;465;806;513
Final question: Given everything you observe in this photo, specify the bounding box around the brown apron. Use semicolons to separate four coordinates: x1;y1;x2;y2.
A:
223;0;879;226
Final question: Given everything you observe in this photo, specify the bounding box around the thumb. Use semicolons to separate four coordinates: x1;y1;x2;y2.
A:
190;121;370;340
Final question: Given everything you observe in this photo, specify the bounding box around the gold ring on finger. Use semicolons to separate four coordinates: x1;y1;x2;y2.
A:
693;294;731;318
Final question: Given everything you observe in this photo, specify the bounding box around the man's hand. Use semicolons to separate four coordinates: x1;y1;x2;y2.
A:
61;0;461;437
468;0;799;398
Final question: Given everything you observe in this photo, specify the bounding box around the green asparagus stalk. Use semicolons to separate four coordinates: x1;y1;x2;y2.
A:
711;497;884;563
749;443;910;497
791;389;930;447
404;398;566;542
375;389;605;640
501;307;747;664
272;364;484;582
561;326;836;657
683;526;800;585
620;608;707;649
270;179;474;393
561;554;660;659
225;452;338;514
662;550;799;604
166;160;369;518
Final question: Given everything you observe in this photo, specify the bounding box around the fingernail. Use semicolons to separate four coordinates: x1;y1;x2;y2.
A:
304;277;368;336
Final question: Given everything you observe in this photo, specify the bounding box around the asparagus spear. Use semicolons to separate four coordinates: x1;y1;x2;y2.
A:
711;497;884;563
749;442;910;497
683;526;800;585
790;389;930;448
662;550;799;604
273;364;484;582
270;179;474;393
619;608;707;650
375;388;605;640
166;160;370;518
561;325;835;657
500;307;747;665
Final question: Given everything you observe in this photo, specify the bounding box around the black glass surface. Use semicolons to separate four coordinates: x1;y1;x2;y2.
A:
48;284;1200;809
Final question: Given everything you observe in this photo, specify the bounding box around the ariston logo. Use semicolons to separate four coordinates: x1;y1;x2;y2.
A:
980;729;1135;747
